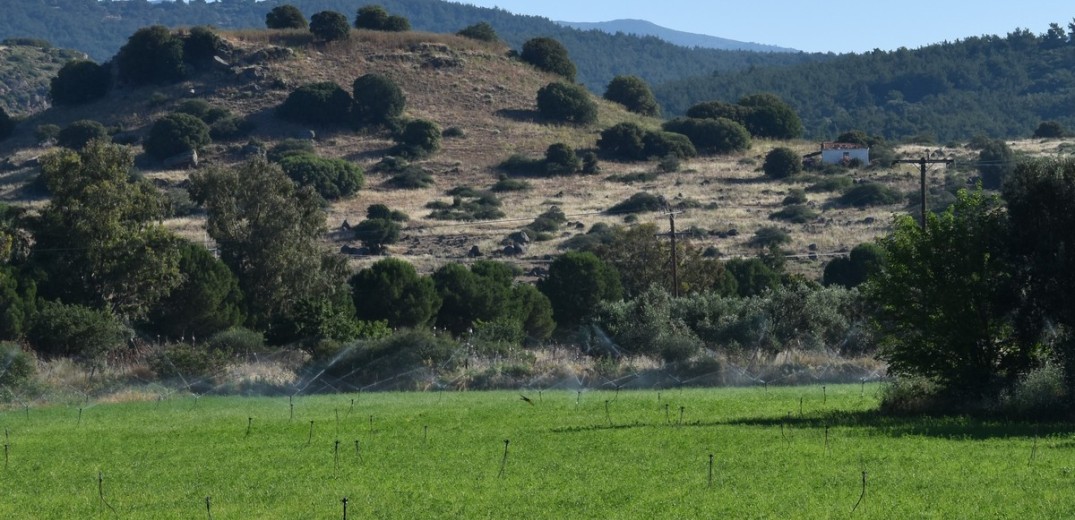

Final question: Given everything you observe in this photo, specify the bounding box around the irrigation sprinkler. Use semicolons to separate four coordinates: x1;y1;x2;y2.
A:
860;379;865;397
604;400;612;426
289;396;294;422
307;421;315;447
538;390;542;403
335;409;340;437
98;471;117;514
762;380;768;392
206;496;212;519
4;442;8;470
576;391;581;410
354;440;362;462
851;470;868;513
799;397;804;418
822;385;827;404
497;439;510;478
707;454;714;488
341;497;349;520
77;408;83;426
657;392;661;403
369;415;374;434
824;425;830;454
334;440;340;478
246;417;253;437
423;425;428;445
1029;437;1038;466
24;403;28;419
664;403;670;424
678;406;685;426
349;398;355;414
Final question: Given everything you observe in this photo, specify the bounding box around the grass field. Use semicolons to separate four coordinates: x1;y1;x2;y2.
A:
2;384;1073;518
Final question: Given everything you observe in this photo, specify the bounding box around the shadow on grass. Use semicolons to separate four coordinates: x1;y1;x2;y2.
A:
551;410;1075;440
494;108;539;123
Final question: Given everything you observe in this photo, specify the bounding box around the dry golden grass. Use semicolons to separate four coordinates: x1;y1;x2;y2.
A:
2;28;1074;278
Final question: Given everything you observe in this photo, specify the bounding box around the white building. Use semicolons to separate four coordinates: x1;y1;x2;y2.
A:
819;142;870;165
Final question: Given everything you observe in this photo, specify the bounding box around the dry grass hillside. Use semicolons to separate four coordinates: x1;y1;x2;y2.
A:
1;27;1073;278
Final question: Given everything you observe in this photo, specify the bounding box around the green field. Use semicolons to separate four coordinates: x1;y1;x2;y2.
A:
1;384;1072;518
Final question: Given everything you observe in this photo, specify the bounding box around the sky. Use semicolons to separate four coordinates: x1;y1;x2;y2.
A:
451;0;1074;54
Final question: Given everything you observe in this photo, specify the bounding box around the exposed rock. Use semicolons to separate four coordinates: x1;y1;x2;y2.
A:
468;245;482;258
162;150;198;169
508;230;530;244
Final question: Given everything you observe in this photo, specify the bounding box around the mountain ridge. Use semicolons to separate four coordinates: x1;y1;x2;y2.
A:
556;19;799;53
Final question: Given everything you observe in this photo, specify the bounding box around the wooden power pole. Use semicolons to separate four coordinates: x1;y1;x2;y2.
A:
893;156;954;229
657;210;685;298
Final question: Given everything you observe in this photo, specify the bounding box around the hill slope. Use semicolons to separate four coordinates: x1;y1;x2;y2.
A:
557;19;798;53
0;40;85;115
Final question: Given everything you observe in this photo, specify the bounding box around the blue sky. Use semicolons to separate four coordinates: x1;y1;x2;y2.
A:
452;1;1074;53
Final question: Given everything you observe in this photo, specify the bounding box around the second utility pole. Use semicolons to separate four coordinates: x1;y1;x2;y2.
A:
893;156;954;229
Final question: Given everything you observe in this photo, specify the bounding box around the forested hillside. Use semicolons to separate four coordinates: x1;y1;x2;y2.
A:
0;0;820;94
656;26;1075;141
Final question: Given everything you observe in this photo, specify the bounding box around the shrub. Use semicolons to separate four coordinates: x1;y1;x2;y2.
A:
643;131;696;160
366;204;408;221
144;113;210;161
34;124;59;144
808;175;853;192
738;93;804;139
581;152;599;174
1034;121;1067;139
457;21;498;42
978;139;1015;189
763;147;803;179
150;342;229;382
822;242;885;288
491;178;531;192
206;326;265;354
354;5;410;31
520;37;576;81
427;192;504;221
782;188;807;205
598;122;646;160
182;26;222;65
277;82;352;126
350;258;440;328
0;341;35;388
603;75;659;116
1000;362;1067;418
749;226;791;248
27;301;130;362
309;11;350;41
50;60;110;106
545;143;580;174
352;73;405;126
174;98;212;120
608;192;667;214
145;242;245;339
387;165;434;189
657;154;681;173
442;126;465;138
209;116;253;141
57;119;109;150
394;119;440;158
724;257;782;297
662;117;751;154
538;251;622;329
352;218;401;254
536;82;596;125
837;183;903;207
267;139;315;162
278;153;363;200
686;100;746;121
116;25;185;85
266;5;308;29
769;204;818;223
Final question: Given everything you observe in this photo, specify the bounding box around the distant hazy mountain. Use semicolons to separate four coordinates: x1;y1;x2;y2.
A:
558;19;798;53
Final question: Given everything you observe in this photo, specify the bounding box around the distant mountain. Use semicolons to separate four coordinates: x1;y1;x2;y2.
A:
557;19;798;53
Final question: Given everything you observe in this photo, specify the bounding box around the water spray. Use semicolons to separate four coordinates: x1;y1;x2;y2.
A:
497;439;510;478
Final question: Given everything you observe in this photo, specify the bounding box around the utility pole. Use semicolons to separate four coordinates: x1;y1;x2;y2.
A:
893;156;954;229
657;210;685;298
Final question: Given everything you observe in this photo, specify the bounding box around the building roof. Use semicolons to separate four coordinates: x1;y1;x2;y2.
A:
821;142;869;150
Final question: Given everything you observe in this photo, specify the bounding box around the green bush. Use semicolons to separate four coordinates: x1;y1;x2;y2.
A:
352;218;401;254
520;37;576;81
686;100;746;121
366;204;408;222
144;113;210;161
145;242;245;340
1000;363;1067;418
738;93;803;139
352;73;405;126
597;122;646;160
277;81;352;126
978;139;1015;189
536;82;597;125
350;258;440;328
807;175;853;193
662;117;751;155
57;119;109;150
277;153;363;200
50;60;110;106
28;301;130;362
490;178;531;192
386;165;434;189
643;131;696;160
769;204;818;223
782;188;807;205
354;5;410;31
426;192;504;221
0;341;35;388
545;143;580;174
837;183;904;207
182;26;222;65
116;25;185;85
1034;121;1067;139
608;192;667;214
394;119;441;158
266;5;307;29
310;11;350;41
209;116;253;141
267;139;315;162
603;75;659;116
150;342;229;382
538;251;622;329
34;124;60;144
749;226;791;248
457;21;498;42
498;154;545;176
763;147;803;179
206;327;265;354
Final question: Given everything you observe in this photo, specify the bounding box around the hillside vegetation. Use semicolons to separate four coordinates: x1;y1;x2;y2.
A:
0;39;84;115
